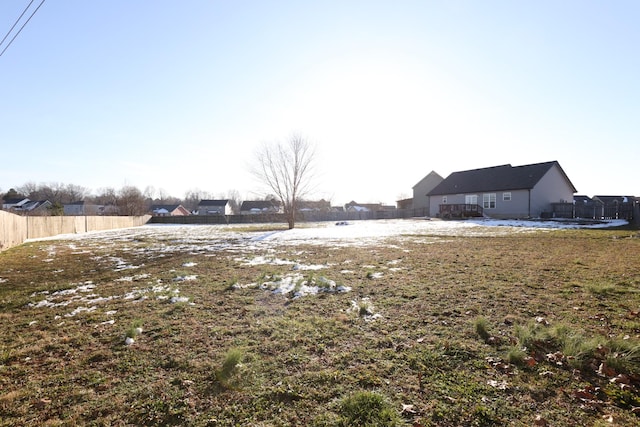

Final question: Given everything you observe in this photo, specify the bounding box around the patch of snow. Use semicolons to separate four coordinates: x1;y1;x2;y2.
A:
65;306;97;317
173;275;197;282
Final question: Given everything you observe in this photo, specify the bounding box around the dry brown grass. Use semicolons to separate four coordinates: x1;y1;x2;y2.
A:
1;225;639;426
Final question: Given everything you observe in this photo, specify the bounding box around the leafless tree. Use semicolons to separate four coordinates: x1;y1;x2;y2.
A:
183;188;213;213
17;181;38;199
64;184;89;202
251;134;316;229
117;185;148;216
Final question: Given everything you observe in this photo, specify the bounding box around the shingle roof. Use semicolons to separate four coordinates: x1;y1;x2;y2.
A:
151;204;181;211
427;161;576;195
240;200;280;210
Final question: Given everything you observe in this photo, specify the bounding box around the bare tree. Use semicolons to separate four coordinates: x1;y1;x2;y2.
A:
117;185;148;216
64;184;89;203
252;134;316;229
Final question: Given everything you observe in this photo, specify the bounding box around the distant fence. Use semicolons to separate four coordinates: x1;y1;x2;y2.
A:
552;202;637;221
0;211;151;252
149;208;431;225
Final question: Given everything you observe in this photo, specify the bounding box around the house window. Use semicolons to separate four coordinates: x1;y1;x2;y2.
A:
465;195;478;205
483;193;496;209
442;196;447;204
503;192;512;202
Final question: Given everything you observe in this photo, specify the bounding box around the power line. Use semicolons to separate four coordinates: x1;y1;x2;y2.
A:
0;0;47;58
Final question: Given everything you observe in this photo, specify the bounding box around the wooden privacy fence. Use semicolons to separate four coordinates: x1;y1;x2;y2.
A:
554;202;637;221
0;211;151;252
149;208;432;225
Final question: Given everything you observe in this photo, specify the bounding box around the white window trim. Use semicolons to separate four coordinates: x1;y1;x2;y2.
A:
503;192;512;202
483;193;496;209
465;194;478;205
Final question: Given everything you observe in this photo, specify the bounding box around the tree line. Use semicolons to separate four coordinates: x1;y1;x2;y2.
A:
0;183;244;216
3;134;318;228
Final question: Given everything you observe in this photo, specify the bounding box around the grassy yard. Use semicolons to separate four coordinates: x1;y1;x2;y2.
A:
1;223;640;426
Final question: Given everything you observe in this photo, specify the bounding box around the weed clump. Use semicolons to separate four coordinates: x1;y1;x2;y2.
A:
215;348;244;389
474;316;492;342
335;391;403;427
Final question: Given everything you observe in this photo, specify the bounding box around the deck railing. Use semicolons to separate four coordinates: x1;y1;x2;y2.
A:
438;204;484;218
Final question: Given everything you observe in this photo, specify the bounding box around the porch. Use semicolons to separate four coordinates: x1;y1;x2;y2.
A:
438;204;484;219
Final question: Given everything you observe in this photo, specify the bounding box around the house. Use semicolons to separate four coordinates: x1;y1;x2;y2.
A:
396;198;413;210
240;200;282;215
195;199;232;215
427;161;577;219
412;171;444;212
150;204;191;216
11;200;53;215
2;197;30;210
64;201;102;216
297;199;331;212
345;201;396;212
591;195;636;220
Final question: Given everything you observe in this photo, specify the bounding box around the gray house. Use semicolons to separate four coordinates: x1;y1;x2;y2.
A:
64;201;102;216
195;199;232;215
240;200;281;214
427;161;577;219
412;171;444;212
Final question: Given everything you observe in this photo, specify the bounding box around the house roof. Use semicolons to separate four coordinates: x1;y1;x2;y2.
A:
197;199;229;206
593;195;635;204
574;195;595;204
3;197;30;205
412;171;443;189
240;200;280;210
427;161;576;196
20;200;51;211
151;204;182;211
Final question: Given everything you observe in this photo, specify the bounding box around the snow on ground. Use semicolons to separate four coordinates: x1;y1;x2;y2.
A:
21;218;628;335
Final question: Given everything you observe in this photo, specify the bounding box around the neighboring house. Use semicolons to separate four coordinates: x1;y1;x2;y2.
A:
64;201;102;216
240;200;282;215
396;198;413;210
344;201;395;212
591;195;636;220
427;161;577;219
297;199;331;212
2;197;30;210
99;204;120;216
195;200;232;215
15;200;53;215
412;171;444;212
150;204;190;216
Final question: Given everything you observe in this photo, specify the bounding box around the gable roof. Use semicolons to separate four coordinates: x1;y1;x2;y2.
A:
151;204;181;211
240;200;281;210
412;171;443;189
427;161;576;196
593;195;635;204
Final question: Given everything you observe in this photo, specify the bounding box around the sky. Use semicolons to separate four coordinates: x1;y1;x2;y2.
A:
1;1;638;206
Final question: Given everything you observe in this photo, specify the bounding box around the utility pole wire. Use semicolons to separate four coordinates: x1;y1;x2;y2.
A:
0;0;36;48
0;0;47;58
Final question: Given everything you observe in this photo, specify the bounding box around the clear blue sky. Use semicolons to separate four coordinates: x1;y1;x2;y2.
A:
1;1;638;205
